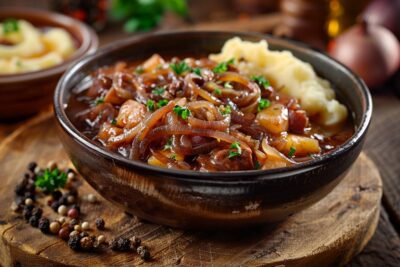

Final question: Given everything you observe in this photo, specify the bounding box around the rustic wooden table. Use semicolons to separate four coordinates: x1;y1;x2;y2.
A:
0;11;399;266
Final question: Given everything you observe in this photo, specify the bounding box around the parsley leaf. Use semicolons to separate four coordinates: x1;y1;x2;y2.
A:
288;146;296;157
214;88;222;95
95;97;105;105
157;99;169;108
173;105;191;120
35;168;67;193
251;75;270;88
213;58;235;74
228;141;242;159
192;67;202;76
3;19;19;34
220;105;232;115
147;99;155;111
111;118;117;125
152;87;165;95
170;61;191;75
224;82;233;89
170;153;177;160
254;161;261;169
135;66;144;74
164;138;173;150
258;98;271;112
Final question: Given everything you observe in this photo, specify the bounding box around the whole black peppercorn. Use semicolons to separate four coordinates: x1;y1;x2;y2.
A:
95;218;105;230
38;218;50;234
138;247;151;261
68;188;78;197
24;191;35;201
68;235;81;251
117;237;131;251
58;195;68;205
31;207;43;218
24;171;35;181
29;215;40;227
25;182;36;193
14;180;28;196
51;190;62;200
80;236;94;251
80;231;89;238
110;238;119;251
69;219;79;229
51;201;60;211
70;204;80;213
22;206;33;221
27;162;37;172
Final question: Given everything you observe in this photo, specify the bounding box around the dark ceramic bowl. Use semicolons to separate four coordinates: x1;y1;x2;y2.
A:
54;31;372;229
0;8;98;120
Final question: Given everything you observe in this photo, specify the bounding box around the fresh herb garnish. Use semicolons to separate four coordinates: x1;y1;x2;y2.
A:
192;67;202;76
224;82;233;89
3;19;19;34
228;141;242;159
288;146;296;157
111;118;117;125
135;66;144;74
157;99;169;108
214;88;222;95
254;161;261;169
35;168;67;193
170;153;177;160
251;75;270;88
95;97;105;105
170;61;191;75
173;105;191;120
152;87;165;95
164;138;173;150
220;105;232;115
146;99;155;111
258;98;271;112
213;58;235;74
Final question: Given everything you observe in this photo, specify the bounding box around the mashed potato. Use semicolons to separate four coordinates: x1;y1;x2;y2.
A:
210;37;348;126
0;19;76;74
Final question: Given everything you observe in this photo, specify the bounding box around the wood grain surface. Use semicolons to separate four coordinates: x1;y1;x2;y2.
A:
0;113;382;267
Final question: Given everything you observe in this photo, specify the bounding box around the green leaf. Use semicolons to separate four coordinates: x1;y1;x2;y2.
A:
254;161;261;169
170;153;177;160
173;105;191;119
192;67;202;76
135;66;144;74
124;18;140;32
228;141;242;159
157;99;169;108
257;98;270;112
3;19;19;34
164;138;173;150
111;118;117;125
219;105;231;115
161;0;188;16
213;58;235;74
251;75;270;88
288;146;296;157
95;97;105;105
147;99;155;111
35;168;67;192
214;88;222;95
224;82;232;89
152;87;165;95
170;61;191;75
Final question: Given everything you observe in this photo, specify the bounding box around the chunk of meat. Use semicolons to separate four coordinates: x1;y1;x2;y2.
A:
116;100;147;129
289;110;309;134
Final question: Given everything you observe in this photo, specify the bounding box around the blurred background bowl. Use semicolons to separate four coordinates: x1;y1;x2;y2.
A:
0;7;98;120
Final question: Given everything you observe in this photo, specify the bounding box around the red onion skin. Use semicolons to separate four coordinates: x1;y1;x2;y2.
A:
329;22;400;89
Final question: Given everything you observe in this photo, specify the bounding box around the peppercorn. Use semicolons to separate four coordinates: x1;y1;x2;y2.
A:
111;237;131;251
10;202;20;212
29;215;40;227
15;180;28;196
80;236;94;251
97;235;106;244
67;195;75;204
81;221;90;231
22;206;33;221
38;218;50;234
130;236;141;249
68;208;79;219
68;235;81;251
24;171;35;181
27;161;37;172
69;218;79;228
24;198;33;206
58;227;70;240
58;205;68;216
49;221;61;234
67;172;75;181
51;190;62;200
95;218;105;230
50;201;60;211
87;194;97;203
70;204;80;213
139;247;151;261
24;191;35;201
74;225;82;232
69;230;80;238
58;195;68;206
31;207;42;218
80;231;89;238
25;182;36;193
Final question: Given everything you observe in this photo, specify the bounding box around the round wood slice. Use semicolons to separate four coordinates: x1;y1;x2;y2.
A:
0;113;382;267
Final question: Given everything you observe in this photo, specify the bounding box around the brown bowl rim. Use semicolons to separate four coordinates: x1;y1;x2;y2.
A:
0;7;99;83
54;31;372;181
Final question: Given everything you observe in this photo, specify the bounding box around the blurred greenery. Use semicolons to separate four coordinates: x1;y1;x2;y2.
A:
111;0;188;32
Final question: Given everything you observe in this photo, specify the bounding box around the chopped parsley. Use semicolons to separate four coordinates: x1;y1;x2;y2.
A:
228;141;242;159
95;97;105;105
170;153;177;160
170;61;191;75
146;99;155;111
164;138;173;150
35;168;67;193
192;67;202;76
3;19;19;34
157;99;169;108
135;66;144;74
258;98;271;112
288;146;296;157
251;75;270;88
213;58;235;74
173;105;191;120
254;161;261;169
214;88;222;95
111;118;117;125
224;82;233;89
152;87;165;95
220;105;232;115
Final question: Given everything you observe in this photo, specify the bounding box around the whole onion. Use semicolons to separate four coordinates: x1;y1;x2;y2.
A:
363;0;400;40
328;20;400;89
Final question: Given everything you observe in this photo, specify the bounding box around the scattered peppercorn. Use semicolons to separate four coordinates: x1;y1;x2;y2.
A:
95;218;105;230
116;237;131;251
59;227;70;240
49;221;61;234
137;246;151;261
80;236;94;251
67;195;75;204
68;235;81;251
38;217;50;234
31;207;43;218
87;194;97;203
50;201;60;211
51;190;62;200
58;205;68;216
81;221;90;231
58;217;66;225
68;208;79;219
80;231;89;239
58;195;69;206
22;206;33;221
28;162;37;172
97;235;106;244
10;201;20;212
130;236;141;249
70;204;80;213
69;230;80;238
74;225;82;232
25;198;33;206
29;215;40;227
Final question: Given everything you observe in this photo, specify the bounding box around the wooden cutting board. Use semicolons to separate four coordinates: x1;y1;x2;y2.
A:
0;112;382;267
